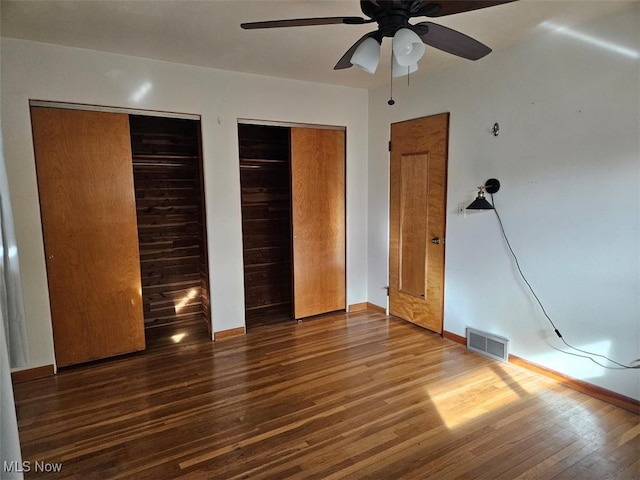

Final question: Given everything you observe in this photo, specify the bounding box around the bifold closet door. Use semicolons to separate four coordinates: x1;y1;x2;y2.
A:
31;107;145;367
291;127;346;319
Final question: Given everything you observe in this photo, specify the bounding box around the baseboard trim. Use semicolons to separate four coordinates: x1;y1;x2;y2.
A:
348;302;386;315
215;327;245;341
348;302;368;312
11;365;55;384
366;303;387;314
443;330;639;414
508;355;639;414
443;330;466;346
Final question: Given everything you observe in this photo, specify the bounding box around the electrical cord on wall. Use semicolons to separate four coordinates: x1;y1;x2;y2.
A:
490;193;640;370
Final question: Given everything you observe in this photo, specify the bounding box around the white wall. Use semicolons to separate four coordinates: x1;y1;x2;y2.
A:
1;39;369;371
368;6;640;399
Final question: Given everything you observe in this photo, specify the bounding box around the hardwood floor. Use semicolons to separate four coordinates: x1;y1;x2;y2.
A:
144;317;211;351
13;311;639;479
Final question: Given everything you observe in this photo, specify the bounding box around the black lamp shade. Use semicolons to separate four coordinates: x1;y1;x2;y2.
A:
466;178;500;210
466;196;494;210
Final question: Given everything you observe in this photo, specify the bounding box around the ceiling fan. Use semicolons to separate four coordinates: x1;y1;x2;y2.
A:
241;0;517;76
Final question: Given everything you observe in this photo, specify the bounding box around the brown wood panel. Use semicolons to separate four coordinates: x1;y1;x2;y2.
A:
214;326;246;340
244;262;292;286
240;203;290;221
238;124;293;324
291;128;346;319
243;246;290;266
366;302;387;314
142;273;201;289
144;316;211;351
389;113;449;334
31;107;145;367
238;123;290;160
130;115;209;327
348;302;369;312
10;365;55;384
399;154;429;297
443;330;467;346
13;311;639;479
244;283;293;310
244;303;293;325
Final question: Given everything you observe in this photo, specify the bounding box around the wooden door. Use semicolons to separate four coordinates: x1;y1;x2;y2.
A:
31;107;145;367
389;113;449;333
291;127;346;319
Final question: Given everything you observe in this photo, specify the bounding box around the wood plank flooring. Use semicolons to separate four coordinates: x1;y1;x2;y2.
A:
13;311;639;479
144;317;211;351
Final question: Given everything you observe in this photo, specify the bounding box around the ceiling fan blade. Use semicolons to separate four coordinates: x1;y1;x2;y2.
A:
416;0;517;18
241;16;371;30
334;31;380;70
412;22;491;60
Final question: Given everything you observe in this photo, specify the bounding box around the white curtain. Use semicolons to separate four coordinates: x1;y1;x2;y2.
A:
1;307;23;479
0;149;29;366
0;125;26;478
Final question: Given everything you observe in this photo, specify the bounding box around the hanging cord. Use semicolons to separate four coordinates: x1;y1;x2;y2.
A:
490;193;639;370
388;44;395;106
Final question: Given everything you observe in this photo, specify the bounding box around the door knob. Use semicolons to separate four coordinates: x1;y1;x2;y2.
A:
431;237;444;245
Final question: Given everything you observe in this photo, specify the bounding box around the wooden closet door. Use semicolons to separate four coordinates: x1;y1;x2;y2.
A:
291;127;346;319
31;107;145;367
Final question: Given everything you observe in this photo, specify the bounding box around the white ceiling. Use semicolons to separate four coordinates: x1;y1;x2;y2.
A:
1;0;637;88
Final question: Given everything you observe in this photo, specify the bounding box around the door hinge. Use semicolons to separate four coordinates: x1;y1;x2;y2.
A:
388;140;392;152
384;286;390;296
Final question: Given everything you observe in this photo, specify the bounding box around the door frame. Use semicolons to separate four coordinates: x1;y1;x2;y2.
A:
237;118;345;131
30;99;200;120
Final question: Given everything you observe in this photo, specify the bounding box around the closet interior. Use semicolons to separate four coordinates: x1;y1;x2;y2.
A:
130;115;211;346
32;105;212;366
238;123;293;327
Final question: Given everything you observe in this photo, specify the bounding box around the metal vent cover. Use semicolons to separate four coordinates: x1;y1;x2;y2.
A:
466;327;509;363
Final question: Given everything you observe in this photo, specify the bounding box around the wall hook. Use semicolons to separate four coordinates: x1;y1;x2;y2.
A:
492;122;500;136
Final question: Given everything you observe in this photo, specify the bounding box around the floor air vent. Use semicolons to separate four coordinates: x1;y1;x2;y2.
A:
466;327;509;363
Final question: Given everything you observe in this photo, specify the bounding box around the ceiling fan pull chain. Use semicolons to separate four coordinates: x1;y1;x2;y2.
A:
388;40;395;106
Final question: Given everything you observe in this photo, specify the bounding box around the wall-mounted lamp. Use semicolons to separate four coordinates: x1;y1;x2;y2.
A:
466;178;500;210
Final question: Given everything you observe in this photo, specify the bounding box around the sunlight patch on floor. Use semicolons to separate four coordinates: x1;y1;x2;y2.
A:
171;332;187;343
425;363;538;429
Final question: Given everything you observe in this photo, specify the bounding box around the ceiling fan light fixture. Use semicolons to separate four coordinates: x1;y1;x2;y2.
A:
392;54;418;77
392;28;426;66
243;0;509;81
351;37;381;74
